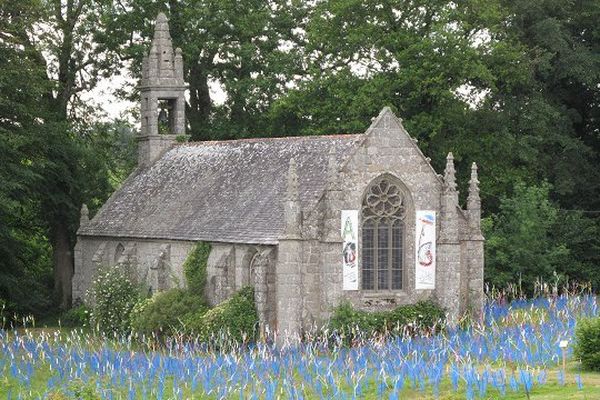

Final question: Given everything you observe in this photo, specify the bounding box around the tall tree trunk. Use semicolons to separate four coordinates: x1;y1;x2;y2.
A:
51;221;73;308
187;62;212;141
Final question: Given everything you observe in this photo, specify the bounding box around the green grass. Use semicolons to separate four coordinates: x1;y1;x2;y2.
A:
1;358;599;399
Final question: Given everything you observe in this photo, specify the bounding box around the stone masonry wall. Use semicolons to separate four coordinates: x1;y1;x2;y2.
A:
299;108;448;326
75;238;277;331
72;236;195;302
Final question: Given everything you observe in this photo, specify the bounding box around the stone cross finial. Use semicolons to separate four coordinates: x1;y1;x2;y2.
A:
444;152;457;192
467;162;480;208
80;204;89;228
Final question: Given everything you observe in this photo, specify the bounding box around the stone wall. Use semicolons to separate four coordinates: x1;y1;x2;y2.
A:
203;243;277;330
74;237;279;330
309;109;443;319
274;108;484;336
72;236;194;302
75;107;484;338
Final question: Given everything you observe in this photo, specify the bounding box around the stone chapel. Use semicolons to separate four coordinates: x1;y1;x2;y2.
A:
73;13;484;337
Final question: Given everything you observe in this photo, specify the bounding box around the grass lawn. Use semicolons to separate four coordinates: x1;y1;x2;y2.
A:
395;365;600;399
1;295;599;399
1;349;599;399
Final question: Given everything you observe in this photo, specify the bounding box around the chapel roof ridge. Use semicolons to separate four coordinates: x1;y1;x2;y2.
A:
177;133;363;147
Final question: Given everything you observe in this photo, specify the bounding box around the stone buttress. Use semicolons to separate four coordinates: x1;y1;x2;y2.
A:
466;163;485;318
437;153;462;324
275;159;304;341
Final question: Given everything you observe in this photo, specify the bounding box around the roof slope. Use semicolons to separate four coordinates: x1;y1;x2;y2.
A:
80;134;363;244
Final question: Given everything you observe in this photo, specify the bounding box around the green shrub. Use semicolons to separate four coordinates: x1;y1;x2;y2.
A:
186;286;258;343
60;304;90;327
329;302;383;333
329;300;445;342
389;300;446;329
87;266;143;334
574;317;600;371
130;288;208;336
183;242;211;298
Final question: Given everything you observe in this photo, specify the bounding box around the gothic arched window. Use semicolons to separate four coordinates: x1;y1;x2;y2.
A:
361;177;406;290
114;243;124;265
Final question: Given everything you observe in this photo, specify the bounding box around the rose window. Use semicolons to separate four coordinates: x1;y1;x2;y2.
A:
363;179;406;219
361;177;406;291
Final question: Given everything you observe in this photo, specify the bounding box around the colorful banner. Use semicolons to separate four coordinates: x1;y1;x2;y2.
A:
415;210;436;289
341;210;359;290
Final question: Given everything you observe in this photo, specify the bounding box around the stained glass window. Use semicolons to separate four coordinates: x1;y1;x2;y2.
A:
361;178;406;290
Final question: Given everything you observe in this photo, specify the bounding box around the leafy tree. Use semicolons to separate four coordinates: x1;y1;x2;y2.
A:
483;182;599;293
0;0;54;314
454;0;600;212
97;0;309;140
268;0;497;172
496;0;600;211
2;0;138;308
552;210;600;290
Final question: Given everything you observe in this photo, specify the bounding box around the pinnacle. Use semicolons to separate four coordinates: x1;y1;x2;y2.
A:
468;162;480;203
470;162;479;184
156;12;168;25
444;152;457;192
153;12;171;40
80;204;90;227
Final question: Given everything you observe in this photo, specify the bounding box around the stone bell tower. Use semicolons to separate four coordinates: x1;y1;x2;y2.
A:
138;12;187;167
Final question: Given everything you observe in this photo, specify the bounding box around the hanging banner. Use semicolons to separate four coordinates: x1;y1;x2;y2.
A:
415;210;436;289
341;210;359;290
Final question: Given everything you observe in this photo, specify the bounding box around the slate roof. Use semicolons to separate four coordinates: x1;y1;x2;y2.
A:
80;134;364;244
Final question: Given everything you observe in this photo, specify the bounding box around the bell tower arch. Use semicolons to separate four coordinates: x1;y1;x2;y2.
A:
138;13;187;167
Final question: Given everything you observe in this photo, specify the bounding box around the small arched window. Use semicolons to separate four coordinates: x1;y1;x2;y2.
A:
361;177;406;290
114;243;125;264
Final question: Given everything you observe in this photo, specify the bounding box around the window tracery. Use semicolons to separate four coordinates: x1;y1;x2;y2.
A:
361;178;406;290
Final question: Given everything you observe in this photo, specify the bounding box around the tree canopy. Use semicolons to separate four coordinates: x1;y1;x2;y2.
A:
0;0;598;315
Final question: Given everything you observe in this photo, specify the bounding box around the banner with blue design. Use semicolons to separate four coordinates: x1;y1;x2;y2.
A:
415;210;436;289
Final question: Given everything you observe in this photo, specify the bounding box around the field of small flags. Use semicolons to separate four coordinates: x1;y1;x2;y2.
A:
1;295;599;399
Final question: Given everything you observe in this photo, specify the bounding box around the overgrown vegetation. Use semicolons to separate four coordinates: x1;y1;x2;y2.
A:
574;317;600;371
130;289;207;337
86;266;143;334
128;242;258;343
59;304;89;328
484;183;600;294
186;286;258;343
329;300;446;343
183;242;211;298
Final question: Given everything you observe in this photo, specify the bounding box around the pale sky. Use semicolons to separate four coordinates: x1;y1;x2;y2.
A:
81;69;227;122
